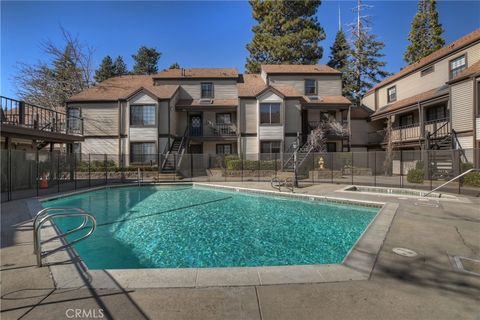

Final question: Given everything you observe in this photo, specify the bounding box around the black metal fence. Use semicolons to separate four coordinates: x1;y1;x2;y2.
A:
1;149;479;202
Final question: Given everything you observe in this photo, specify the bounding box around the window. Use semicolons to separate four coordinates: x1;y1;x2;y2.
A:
326;142;337;153
216;113;231;124
387;86;397;103
216;144;232;154
201;83;214;98
320;111;336;121
426;105;448;121
130;105;155;126
260;141;281;154
398;113;414;127
450;55;466;79
421;65;434;76
305;79;317;95
130;142;156;163
67;107;81;133
260;103;281;124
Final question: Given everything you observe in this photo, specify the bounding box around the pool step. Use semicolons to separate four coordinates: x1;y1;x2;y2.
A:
153;173;183;181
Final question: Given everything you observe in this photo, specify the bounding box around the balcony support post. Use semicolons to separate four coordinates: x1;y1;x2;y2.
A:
418;102;424;142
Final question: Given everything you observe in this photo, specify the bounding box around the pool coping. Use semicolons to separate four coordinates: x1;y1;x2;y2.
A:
26;183;399;289
339;185;470;203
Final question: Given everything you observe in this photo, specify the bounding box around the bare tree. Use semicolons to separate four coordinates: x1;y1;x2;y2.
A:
14;28;94;111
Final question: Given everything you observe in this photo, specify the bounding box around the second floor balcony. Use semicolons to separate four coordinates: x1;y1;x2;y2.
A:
189;122;237;138
1;96;83;136
308;120;349;138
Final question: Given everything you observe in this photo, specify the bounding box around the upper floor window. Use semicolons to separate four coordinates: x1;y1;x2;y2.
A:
260;103;281;124
450;55;466;79
387;86;397;103
216;113;231;124
304;79;317;95
421;65;435;76
130;105;155;126
201;83;214;98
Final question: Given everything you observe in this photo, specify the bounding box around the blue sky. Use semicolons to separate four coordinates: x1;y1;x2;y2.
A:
1;1;479;99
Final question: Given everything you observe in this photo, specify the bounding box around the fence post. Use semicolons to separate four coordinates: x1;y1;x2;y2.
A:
458;150;461;194
241;154;244;182
74;152;77;191
88;154;91;187
190;153;193;181
104;154;108;185
330;152;333;184
374;151;377;187
351;152;354;185
174;153;177;182
275;152;278;178
257;155;260;182
57;152;60;193
36;150;39;197
312;151;315;184
400;149;403;188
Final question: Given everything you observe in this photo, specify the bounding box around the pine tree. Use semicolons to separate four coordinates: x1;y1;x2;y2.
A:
404;0;444;64
327;30;352;98
113;56;129;76
245;0;326;73
132;46;161;75
348;1;390;106
427;0;444;52
94;55;116;83
168;62;180;69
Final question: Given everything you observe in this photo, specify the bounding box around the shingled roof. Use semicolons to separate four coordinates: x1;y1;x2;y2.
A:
67;75;179;102
371;86;449;119
261;64;340;74
153;68;238;79
365;28;480;96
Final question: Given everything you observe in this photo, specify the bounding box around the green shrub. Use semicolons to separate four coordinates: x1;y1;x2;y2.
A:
464;171;480;187
225;159;279;171
415;160;424;170
407;168;424;183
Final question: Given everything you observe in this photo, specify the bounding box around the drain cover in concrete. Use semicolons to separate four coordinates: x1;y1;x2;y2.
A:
453;256;480;276
392;248;418;257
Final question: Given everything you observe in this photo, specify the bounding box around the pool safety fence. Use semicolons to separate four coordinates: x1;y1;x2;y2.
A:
1;148;479;201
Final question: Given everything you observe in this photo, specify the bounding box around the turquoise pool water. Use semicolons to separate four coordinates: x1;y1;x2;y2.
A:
43;185;379;269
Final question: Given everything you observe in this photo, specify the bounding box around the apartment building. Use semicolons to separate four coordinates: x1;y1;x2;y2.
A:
67;64;357;167
362;28;480;165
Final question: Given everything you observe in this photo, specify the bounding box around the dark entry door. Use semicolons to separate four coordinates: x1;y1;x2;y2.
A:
190;115;202;136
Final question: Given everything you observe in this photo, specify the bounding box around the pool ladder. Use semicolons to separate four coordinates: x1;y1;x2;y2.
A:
33;207;97;267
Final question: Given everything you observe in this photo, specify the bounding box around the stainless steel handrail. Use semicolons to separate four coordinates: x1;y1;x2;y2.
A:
423;168;479;197
33;207;96;267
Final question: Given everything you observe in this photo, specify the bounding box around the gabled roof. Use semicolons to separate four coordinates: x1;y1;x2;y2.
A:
237;74;303;98
371;86;449;119
153;68;238;79
67;75;179;102
365;28;480;96
261;64;340;74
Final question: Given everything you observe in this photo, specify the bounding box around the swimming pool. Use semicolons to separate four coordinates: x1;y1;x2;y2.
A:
42;185;379;269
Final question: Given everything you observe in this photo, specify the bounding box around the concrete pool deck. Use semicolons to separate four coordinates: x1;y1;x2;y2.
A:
1;182;480;319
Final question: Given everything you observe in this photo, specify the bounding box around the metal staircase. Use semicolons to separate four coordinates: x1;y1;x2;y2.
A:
161;127;189;172
426;125;467;179
33;207;96;267
283;142;314;172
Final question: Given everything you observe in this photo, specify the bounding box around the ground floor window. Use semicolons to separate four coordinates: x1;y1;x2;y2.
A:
130;142;156;163
326;142;337;153
216;144;232;154
260;141;281;154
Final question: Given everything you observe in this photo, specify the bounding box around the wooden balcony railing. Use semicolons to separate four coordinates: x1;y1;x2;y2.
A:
425;118;450;138
204;123;237;137
391;123;420;142
0;96;83;135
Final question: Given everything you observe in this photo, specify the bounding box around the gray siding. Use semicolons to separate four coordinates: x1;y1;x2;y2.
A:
240;99;257;133
285;99;301;133
78;103;119;136
268;74;342;96
154;80;238;99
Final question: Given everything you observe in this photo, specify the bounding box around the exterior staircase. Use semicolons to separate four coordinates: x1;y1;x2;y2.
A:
283;142;313;172
426;127;466;179
161;127;189;173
